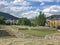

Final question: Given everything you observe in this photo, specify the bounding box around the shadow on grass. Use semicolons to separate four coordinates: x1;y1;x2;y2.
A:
0;30;11;37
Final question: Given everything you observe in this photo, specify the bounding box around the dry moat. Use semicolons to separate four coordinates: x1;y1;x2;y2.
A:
0;26;60;45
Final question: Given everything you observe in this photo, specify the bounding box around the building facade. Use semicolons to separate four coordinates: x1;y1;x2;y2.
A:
46;15;60;27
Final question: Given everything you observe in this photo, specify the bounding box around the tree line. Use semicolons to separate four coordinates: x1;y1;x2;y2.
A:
0;12;46;26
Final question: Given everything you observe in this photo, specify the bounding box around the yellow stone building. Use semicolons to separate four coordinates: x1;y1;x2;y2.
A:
46;15;60;27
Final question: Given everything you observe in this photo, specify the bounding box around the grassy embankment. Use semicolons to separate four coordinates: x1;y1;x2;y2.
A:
12;25;59;37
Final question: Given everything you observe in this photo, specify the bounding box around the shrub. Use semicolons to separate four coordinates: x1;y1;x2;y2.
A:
31;28;40;30
57;26;60;29
18;28;29;30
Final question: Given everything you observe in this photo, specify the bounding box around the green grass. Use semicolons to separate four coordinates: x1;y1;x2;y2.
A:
11;25;60;37
20;29;59;37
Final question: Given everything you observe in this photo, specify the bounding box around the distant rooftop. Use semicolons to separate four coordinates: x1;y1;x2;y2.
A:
47;15;60;20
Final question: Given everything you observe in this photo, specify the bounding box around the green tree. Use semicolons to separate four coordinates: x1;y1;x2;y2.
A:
18;18;31;26
36;12;46;26
0;16;6;24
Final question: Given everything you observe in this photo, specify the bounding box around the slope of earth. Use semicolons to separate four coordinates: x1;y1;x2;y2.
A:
0;25;60;45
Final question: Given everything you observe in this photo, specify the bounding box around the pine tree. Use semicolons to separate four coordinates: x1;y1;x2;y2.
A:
36;12;46;26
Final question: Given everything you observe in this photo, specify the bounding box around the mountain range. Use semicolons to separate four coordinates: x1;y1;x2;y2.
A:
0;12;19;20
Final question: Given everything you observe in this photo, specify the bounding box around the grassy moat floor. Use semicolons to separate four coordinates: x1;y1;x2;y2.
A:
20;30;59;37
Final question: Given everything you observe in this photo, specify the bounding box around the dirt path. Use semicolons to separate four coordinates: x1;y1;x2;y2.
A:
0;38;60;45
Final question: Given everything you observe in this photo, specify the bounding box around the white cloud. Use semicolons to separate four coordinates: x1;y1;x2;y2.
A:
43;5;60;17
9;6;32;12
0;0;59;19
57;0;60;2
10;0;30;6
0;0;8;5
0;0;9;12
21;9;40;19
28;0;55;2
1;6;34;18
40;2;45;6
0;0;33;18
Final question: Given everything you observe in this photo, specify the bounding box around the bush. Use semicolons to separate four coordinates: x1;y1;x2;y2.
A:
31;28;40;30
57;26;60;29
18;28;29;30
18;18;31;26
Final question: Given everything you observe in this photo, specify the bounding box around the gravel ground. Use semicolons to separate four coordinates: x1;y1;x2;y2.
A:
0;38;60;45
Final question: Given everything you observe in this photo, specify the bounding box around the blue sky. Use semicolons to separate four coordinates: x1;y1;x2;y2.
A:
0;0;60;19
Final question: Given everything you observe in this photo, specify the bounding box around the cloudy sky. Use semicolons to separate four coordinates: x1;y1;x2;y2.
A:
0;0;60;19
